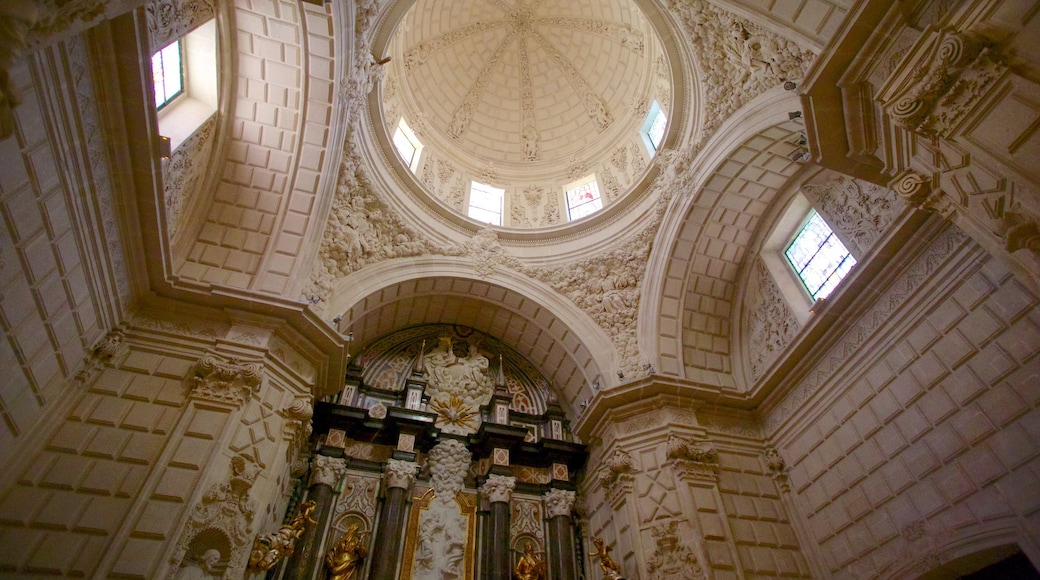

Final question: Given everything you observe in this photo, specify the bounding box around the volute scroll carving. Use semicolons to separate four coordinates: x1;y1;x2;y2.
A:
666;435;719;481
191;354;264;406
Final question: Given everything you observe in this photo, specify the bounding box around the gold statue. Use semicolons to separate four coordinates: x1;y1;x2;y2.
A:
325;523;368;580
247;500;318;572
513;540;546;580
589;537;622;578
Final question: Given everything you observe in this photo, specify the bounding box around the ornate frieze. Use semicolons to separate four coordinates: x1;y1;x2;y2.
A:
311;455;347;487
384;458;418;490
746;259;800;380
145;0;215;53
802;175;903;257
479;474;516;504
543;489;576;519
191;354;264;406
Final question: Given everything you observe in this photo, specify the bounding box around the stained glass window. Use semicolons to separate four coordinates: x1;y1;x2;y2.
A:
785;210;856;300
468;182;504;225
152;40;184;109
566;178;602;221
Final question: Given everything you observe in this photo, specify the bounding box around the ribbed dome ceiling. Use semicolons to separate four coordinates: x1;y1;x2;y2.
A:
384;0;668;195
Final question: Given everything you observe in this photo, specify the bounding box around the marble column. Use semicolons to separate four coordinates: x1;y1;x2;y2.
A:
544;488;577;580
480;474;516;580
369;459;418;580
284;454;346;580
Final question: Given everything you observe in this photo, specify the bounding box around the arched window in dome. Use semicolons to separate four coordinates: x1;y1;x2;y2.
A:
785;209;856;300
565;175;603;221
392;118;423;172
640;101;666;154
152;39;184;109
468;181;504;225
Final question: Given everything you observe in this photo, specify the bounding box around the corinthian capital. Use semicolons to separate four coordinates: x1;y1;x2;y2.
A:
543;489;576;519
479;474;516;504
311;455;347;487
384;459;418;490
191;353;264;406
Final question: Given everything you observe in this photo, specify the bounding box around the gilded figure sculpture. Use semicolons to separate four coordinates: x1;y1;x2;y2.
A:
325;523;368;580
590;537;623;579
513;540;546;580
246;500;318;572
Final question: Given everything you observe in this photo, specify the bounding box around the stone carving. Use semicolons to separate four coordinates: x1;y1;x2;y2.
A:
531;31;613;130
480;474;516;504
311;455;347;487
543;489;576;519
746;259;801;380
280;397;313;455
384;458;418;489
668;0;814;140
146;0;215;53
191;354;263;406
171;455;260;578
1001;212;1040;255
465;227;522;279
763;447;790;493
163;115;217;242
887;30;1007;139
512;498;545;540
0;1;38;140
173;546;223;580
598;448;638;490
803;175;903;257
247;500;318;572
423;336;495;433
413;497;467;580
646;520;705;578
404;20;505;70
428;439;472;498
448;35;513;139
666;435;719;480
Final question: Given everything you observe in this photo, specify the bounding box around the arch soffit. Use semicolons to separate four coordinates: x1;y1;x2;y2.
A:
324;257;613;405
639;88;806;385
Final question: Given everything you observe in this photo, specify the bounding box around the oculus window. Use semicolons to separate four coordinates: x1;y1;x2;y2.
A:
785;210;856;300
565;176;603;221
393;118;423;171
468;182;504;225
152;39;184;109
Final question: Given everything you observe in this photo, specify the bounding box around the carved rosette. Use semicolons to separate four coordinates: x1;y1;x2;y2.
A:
311;455;347;488
666;435;719;482
384;459;418;490
763;447;790;494
543;489;576;519
479;474;516;504
191;354;263;406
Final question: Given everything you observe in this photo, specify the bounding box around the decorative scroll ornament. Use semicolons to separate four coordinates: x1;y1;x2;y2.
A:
666;435;719;480
280;398;314;458
311;455;347;487
247;500;318;572
543;489;576;519
887;31;1007;139
384;458;418;489
191;354;263;406
888;170;954;216
172;455;261;577
598;448;638;490
646;520;705;578
763;447;790;493
479;474;516;504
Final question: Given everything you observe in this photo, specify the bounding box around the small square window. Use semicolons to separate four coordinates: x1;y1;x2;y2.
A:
152;39;184;110
785;210;856;300
565;176;602;221
468;182;504;225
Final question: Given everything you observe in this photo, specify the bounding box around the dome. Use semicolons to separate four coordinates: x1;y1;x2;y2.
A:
380;0;672;229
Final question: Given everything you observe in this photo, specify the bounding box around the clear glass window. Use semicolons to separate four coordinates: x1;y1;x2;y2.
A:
565;177;603;221
468;182;504;225
647;107;666;151
393;118;422;171
785;210;856;300
152;39;184;109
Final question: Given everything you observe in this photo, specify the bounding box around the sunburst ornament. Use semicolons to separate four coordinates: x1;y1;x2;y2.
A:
429;394;480;434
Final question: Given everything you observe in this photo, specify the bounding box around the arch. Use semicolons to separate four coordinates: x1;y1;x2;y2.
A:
323;256;614;409
639;86;805;388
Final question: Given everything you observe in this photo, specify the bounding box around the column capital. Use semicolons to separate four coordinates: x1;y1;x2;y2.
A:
191;353;263;406
384;458;418;489
543;489;576;519
666;435;719;483
479;474;516;504
310;455;347;487
763;447;791;494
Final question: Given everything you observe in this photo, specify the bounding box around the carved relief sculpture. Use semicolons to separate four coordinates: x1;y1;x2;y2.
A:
192;354;263;406
666;435;720;480
385;458;419;490
543;489;576;519
247;500;318;572
480;474;517;504
646;521;705;578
